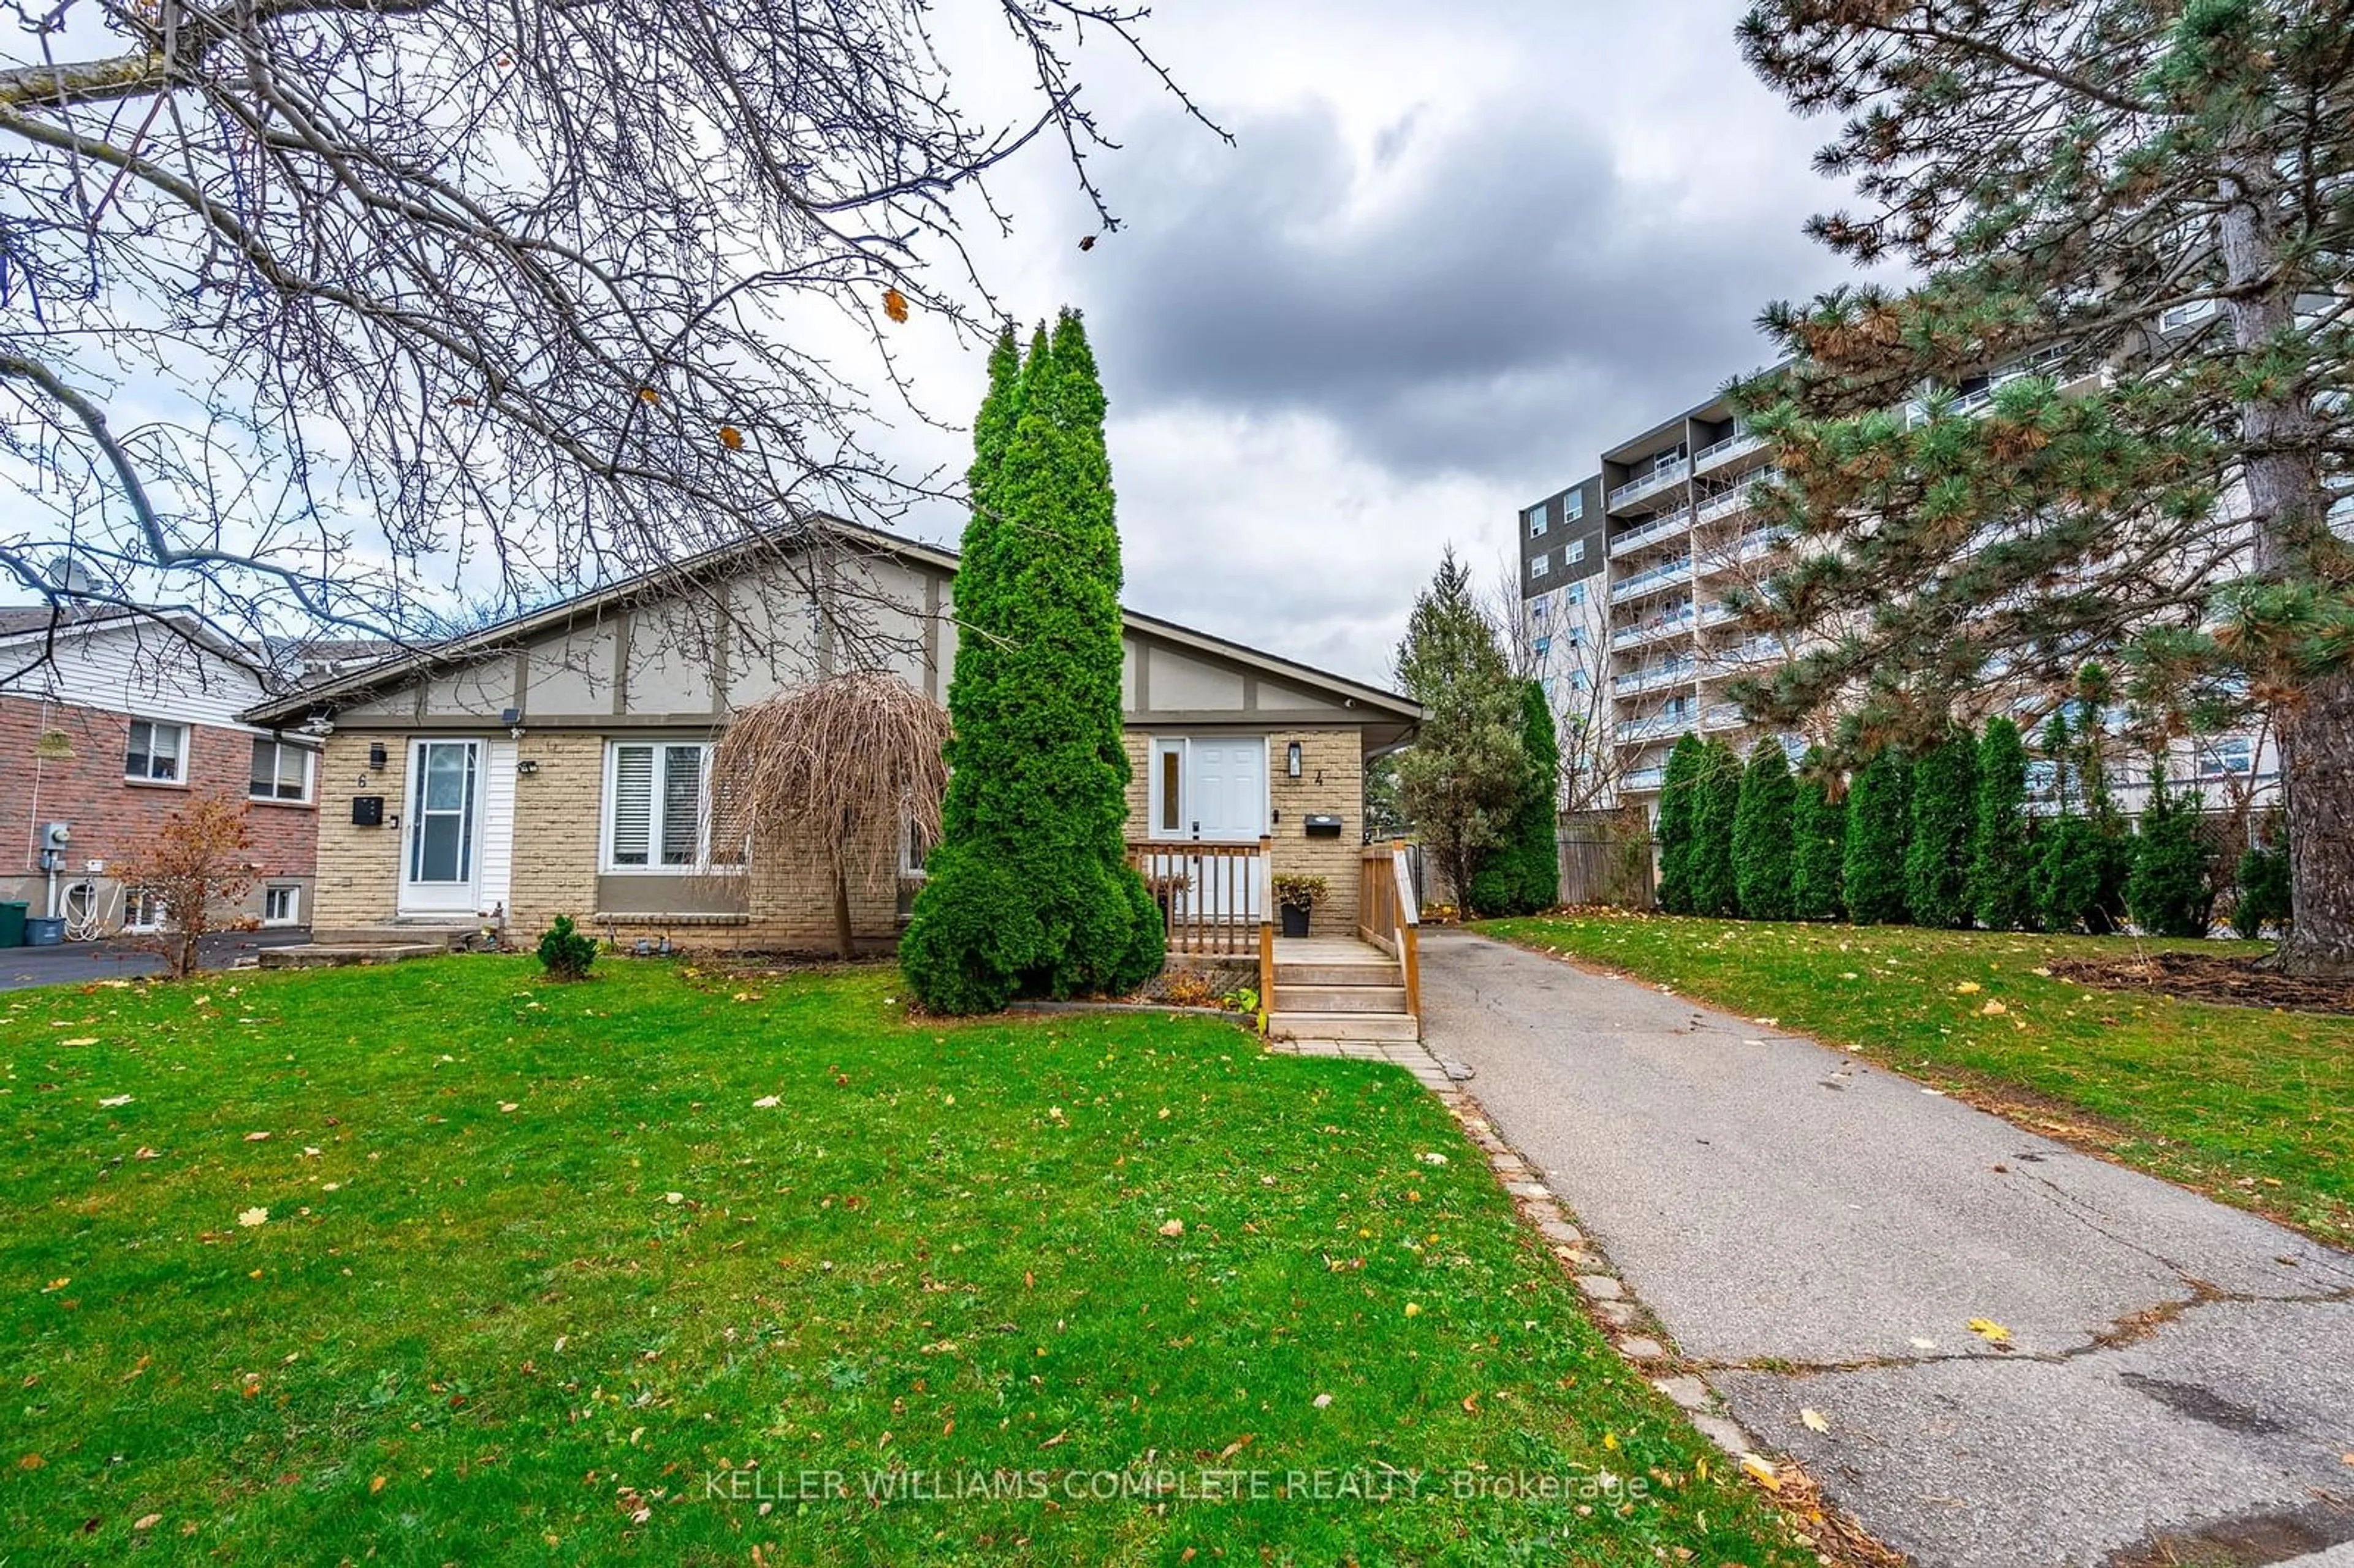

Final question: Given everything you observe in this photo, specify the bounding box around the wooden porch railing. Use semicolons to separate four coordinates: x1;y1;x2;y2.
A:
1127;835;1276;1016
1356;839;1422;1027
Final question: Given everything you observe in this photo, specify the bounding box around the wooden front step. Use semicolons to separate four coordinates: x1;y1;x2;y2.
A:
1275;959;1403;987
1267;1010;1422;1043
1278;984;1409;1014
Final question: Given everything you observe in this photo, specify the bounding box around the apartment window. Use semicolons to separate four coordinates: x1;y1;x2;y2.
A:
262;885;300;926
1566;581;1585;606
124;888;167;933
2025;760;2059;798
1571;670;1591;692
1531;596;1550;625
1567;626;1583;647
125;720;185;783
1534;635;1552;658
1531;554;1550;579
248;737;313;802
605;741;710;870
1526;504;1548;538
1564;491;1585;522
1542;676;1558;701
1567;538;1586;565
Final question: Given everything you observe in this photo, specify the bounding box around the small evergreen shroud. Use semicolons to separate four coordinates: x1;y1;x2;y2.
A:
1790;747;1846;921
1969;717;2036;932
1686;737;1743;919
1843;747;1911;925
1468;679;1561;917
2127;767;2212;938
1905;730;1978;930
1655;734;1708;915
537;915;597;981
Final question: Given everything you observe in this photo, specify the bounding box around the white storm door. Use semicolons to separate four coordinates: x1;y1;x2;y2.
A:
401;739;482;914
1187;737;1268;842
1146;737;1267;923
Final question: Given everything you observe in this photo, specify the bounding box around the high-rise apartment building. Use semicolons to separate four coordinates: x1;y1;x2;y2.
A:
1518;373;2282;817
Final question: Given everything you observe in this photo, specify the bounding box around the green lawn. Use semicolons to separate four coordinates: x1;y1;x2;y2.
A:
1477;913;2354;1248
0;956;1811;1566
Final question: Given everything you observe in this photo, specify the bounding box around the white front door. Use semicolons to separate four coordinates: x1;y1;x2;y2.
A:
1145;736;1268;921
401;739;482;915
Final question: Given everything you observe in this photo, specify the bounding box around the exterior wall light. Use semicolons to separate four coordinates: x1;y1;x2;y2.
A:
367;742;388;770
1286;740;1303;778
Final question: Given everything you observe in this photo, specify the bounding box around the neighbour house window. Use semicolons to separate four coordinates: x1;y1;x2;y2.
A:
125;720;185;782
605;741;710;869
2025;760;2059;797
124;888;167;932
1564;491;1585;522
262;885;300;926
1531;554;1549;579
1526;505;1548;538
249;737;313;802
2198;736;2255;777
1567;538;1586;565
901;816;935;878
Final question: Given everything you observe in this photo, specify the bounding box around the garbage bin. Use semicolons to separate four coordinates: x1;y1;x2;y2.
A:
23;916;64;947
0;900;25;948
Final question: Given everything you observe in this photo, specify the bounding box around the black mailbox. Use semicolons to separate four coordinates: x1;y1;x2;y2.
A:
1303;813;1343;838
351;795;385;828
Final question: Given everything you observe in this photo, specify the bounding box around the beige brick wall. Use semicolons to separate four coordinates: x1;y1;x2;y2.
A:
509;733;602;933
312;732;405;929
1120;727;1366;933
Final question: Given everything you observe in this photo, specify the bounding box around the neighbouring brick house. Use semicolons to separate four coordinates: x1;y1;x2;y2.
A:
242;522;1422;953
0;609;330;933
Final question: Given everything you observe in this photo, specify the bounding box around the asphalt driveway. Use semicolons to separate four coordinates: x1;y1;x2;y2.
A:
1420;926;2354;1568
0;930;311;991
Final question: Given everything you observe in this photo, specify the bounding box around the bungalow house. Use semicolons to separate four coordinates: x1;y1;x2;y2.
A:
242;523;1422;960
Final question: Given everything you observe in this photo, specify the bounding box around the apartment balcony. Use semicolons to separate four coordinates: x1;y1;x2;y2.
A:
1697;600;1740;629
1702;637;1783;676
1695;527;1791;577
1621;766;1667;794
1608;511;1693;560
1606;459;1689;511
1608;557;1692;604
1610;611;1697;652
1904;346;2074;427
1699;701;1747;733
1692;429;1763;474
1616;709;1698;745
1613;658;1696;696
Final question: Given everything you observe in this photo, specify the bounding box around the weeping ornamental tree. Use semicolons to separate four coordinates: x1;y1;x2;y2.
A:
902;314;1161;1014
1733;739;1797;921
1970;717;2036;932
1791;747;1846;921
1737;0;2354;974
710;672;950;960
1396;549;1526;917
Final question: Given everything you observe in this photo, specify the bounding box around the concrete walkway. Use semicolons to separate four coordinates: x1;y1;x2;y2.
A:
1419;927;2354;1568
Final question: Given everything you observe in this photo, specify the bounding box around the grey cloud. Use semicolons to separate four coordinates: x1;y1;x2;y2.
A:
1081;101;1849;492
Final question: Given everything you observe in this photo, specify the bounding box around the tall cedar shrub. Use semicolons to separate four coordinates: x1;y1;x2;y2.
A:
1789;748;1845;921
1468;680;1561;916
1904;730;1977;929
1655;734;1708;915
902;312;1160;1013
2127;767;2212;938
1732;738;1796;920
1969;716;2036;931
1843;748;1911;924
1395;549;1525;916
1686;737;1743;919
2234;815;2292;940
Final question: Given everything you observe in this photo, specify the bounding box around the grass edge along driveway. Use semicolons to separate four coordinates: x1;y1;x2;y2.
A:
1476;913;2353;1250
1;955;1824;1566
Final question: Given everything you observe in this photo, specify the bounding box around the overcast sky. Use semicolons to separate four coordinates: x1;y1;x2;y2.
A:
867;0;1883;690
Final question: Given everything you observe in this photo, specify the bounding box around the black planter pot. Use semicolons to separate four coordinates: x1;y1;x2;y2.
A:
1279;903;1311;938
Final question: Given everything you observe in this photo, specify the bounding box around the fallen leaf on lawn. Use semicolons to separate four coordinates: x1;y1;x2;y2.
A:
1800;1407;1830;1433
134;1513;161;1531
1157;1219;1184;1237
1954;981;1982;994
498;1103;518;1114
17;1453;43;1471
134;1148;158;1160
1312;1393;1333;1409
1403;1301;1422;1317
1967;1317;2010;1343
40;1278;68;1293
752;1095;780;1109
370;1474;386;1494
59;1037;98;1047
1461;1393;1480;1413
1979;999;2009;1016
1217;1434;1255;1461
664;1192;684;1205
1739;1453;1780;1490
243;1132;271;1143
1038;1431;1067;1450
98;1094;133;1108
237;1207;269;1228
